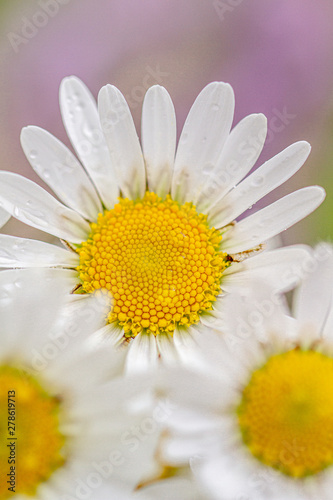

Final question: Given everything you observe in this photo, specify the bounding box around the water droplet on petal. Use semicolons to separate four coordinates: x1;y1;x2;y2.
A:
202;163;214;175
211;103;220;111
13;207;21;218
29;150;38;159
106;111;119;125
251;175;264;187
76;101;85;111
180;132;188;143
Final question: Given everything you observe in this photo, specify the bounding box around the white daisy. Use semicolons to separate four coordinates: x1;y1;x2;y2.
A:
0;77;324;367
159;243;333;500
0;268;170;499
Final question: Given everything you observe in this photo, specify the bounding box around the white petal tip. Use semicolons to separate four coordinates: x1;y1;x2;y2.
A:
255;112;268;124
98;83;118;97
20;125;40;139
314;185;326;200
60;75;82;88
295;140;312;155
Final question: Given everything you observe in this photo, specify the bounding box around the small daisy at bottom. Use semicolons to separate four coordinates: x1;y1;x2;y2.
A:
0;268;174;499
0;76;325;366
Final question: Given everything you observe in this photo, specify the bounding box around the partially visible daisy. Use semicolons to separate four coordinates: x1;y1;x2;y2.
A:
159;244;333;500
0;268;170;499
0;77;324;366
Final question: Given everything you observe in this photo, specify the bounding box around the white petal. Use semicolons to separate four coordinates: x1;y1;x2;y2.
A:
0;172;90;243
221;186;326;253
224;245;312;293
210;141;311;228
0;235;79;268
171;82;235;204
0;268;76;356
204;113;267;214
59;76;119;209
87;322;125;348
0;208;10;229
20;126;102;221
141;85;176;197
156;332;179;364
322;307;333;343
43;294;115;376
173;327;207;370
293;243;333;333
98;85;146;199
125;332;158;373
198;456;252;500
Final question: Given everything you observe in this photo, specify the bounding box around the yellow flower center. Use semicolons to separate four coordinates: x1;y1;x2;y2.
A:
238;349;333;478
77;192;229;337
0;365;66;498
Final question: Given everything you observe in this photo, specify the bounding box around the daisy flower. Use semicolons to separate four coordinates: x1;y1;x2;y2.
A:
0;268;170;499
160;244;333;499
0;77;324;366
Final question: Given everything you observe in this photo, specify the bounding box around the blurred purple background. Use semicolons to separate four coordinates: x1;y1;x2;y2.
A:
0;0;332;245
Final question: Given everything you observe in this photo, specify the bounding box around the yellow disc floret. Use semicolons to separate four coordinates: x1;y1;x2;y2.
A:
76;192;230;337
0;365;66;498
238;349;333;478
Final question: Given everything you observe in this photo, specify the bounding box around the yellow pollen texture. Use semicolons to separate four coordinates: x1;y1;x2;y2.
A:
237;349;333;478
0;366;66;498
77;192;229;337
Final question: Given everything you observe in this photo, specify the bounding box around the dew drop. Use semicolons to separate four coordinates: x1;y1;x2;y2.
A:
13;207;21;218
29;150;38;159
259;218;272;227
0;289;11;300
211;103;220;111
76;101;85;111
202;163;214;175
251;175;264;187
180;132;188;143
52;161;74;174
106;111;119;125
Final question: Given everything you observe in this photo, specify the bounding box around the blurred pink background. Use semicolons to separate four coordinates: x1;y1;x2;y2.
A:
0;0;332;246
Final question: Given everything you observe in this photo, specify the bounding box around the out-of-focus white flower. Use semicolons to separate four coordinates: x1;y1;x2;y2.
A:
158;244;333;499
0;268;172;499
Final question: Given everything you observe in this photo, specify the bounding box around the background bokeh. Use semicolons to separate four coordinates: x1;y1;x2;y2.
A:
0;0;332;247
